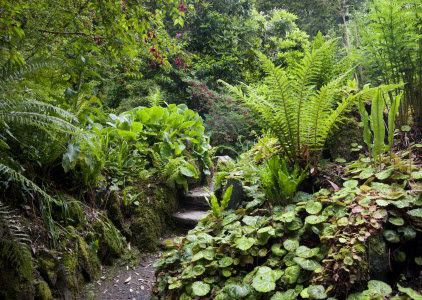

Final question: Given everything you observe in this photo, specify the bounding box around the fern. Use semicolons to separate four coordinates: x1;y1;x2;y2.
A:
0;201;34;282
221;37;359;165
0;61;77;244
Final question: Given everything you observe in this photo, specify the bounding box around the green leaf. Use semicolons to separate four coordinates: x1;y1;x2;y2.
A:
376;199;390;207
219;257;234;268
235;237;256;251
370;88;386;158
306;201;323;215
287;217;303;230
283;239;299;252
343;180;358;189
305;215;327;224
397;284;422;299
408;208;422;218
243;215;260;226
359;168;375;179
271;243;287;256
295;246;319;258
367;280;392;296
225;284;250;298
271;289;298;300
293;257;322;271
284;265;300;284
398;226;416;240
307;285;327;299
192;281;211;297
375;168;393;180
401;125;411;132
383;230;400;243
388;217;404;226
252;266;277;293
415;257;422;266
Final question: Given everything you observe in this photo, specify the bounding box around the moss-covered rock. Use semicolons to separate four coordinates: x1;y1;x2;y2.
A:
0;239;35;299
34;280;53;300
77;236;100;280
326;115;362;161
93;219;125;264
37;250;59;286
128;185;178;251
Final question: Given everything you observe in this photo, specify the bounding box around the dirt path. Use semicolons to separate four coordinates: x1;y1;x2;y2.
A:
87;251;159;300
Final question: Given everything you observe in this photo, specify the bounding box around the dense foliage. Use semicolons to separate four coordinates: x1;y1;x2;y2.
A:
1;0;421;298
154;147;422;299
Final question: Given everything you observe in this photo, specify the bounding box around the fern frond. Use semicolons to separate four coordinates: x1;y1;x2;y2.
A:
0;164;59;242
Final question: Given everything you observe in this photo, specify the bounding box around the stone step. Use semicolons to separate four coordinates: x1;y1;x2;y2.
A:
182;187;211;209
172;210;208;227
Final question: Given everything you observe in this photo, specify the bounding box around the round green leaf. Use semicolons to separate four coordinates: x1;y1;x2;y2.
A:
306;201;323;215
283;239;299;252
235;237;256;251
219;257;234;268
388;217;404;226
252;266;276;293
192;281;210;297
293;257;322;271
383;230;400;243
343;180;358;189
408;208;422;218
284;265;300;284
367;280;392;296
305;215;328;224
271;243;287;257
307;285;327;299
295;246;319;258
271;289;298;300
375;168;393;180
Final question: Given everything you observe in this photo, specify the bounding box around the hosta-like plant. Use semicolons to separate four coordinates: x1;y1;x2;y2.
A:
221;37;360;165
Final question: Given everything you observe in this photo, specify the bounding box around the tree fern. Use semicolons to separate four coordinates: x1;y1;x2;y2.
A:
221;38;360;165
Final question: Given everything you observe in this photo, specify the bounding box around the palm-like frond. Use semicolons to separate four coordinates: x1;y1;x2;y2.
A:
222;38;358;165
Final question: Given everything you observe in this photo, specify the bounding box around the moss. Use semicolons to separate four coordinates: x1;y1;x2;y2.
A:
93;219;125;264
60;251;79;291
37;250;58;286
77;236;100;280
326;115;362;161
128;185;178;251
130;206;162;251
35;280;53;300
0;239;35;299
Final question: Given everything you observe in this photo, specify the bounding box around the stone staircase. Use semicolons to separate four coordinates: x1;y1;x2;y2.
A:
171;186;211;228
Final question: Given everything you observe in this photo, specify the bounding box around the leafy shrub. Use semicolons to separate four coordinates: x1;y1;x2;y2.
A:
186;80;257;151
154;149;421;299
64;104;211;191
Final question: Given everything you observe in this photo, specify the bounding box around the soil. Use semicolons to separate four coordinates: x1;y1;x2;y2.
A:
87;251;159;300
